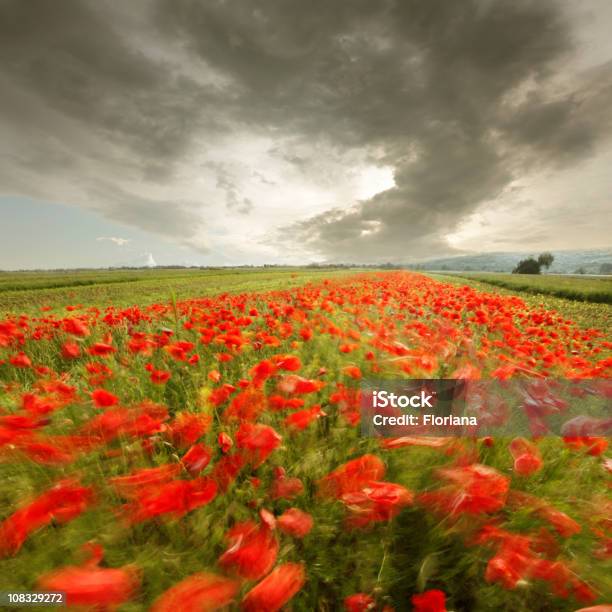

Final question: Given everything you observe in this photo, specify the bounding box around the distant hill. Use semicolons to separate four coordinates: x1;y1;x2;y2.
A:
409;249;612;274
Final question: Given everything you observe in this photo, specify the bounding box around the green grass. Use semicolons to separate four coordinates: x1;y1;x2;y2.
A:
0;268;370;316
0;268;200;291
441;272;612;304
428;273;611;333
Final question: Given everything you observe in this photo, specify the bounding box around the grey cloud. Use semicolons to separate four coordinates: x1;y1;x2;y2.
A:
0;0;225;165
501;63;612;167
88;182;208;251
155;0;612;261
228;196;254;215
252;171;276;186
208;162;254;215
1;0;611;261
0;0;223;246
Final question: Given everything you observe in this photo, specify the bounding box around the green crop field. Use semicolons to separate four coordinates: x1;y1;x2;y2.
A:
439;271;612;304
0;268;366;315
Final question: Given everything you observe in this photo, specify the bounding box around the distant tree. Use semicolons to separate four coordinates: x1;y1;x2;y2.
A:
599;263;612;275
512;258;541;274
575;267;586;275
537;252;554;270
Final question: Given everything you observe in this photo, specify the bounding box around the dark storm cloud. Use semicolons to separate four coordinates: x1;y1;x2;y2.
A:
501;63;612;166
1;0;611;260
0;0;227;251
153;0;612;260
0;0;224;163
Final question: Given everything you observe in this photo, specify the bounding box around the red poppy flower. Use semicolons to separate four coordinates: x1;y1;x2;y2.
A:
208;369;222;383
269;475;304;500
151;572;240;612
250;359;277;384
80;402;168;442
209;383;237;406
486;547;529;588
341;481;413;527
182;443;212;475
0;479;94;557
318;454;386;499
91;388;119;408
61;341;81;359
88;342;116;356
272;354;302;371
411;589;447;612
19;438;75;465
268;395;303;411
219;519;279;580
211;453;245;491
0;414;45;430
277;508;313;538
284;405;326;430
342;365;362;380
235;423;282;468
241;562;306;612
509;437;542;476
344;593;375;611
126;477;217;524
63;318;90;337
224;388;266;421
167;412;211;448
9;352;32;368
277;375;325;395
563;436;608;456
37;550;139;608
109;464;182;498
299;326;313;341
164;341;195;361
218;432;233;453
151;369;171;384
418;464;509;516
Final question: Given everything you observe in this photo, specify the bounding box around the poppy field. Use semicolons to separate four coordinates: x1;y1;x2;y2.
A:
0;270;610;611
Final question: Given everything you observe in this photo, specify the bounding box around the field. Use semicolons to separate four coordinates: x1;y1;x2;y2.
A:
0;268;364;315
439;272;612;304
0;269;611;611
429;273;611;333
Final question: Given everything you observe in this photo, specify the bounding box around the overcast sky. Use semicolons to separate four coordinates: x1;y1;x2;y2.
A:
1;0;611;269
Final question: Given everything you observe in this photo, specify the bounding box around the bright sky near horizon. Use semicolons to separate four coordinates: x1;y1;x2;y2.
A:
1;0;611;269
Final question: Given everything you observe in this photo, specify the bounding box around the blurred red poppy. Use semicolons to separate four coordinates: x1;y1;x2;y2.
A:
277;508;313;538
411;589;447;612
241;562;305;612
219;519;279;580
151;572;240;612
91;388;119;408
